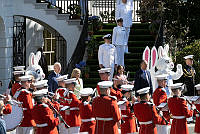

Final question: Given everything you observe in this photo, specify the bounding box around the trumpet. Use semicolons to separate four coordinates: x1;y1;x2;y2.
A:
149;100;169;125
47;101;70;128
185;98;200;114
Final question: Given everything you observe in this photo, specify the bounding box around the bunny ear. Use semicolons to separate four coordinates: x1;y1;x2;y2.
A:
158;46;164;59
164;44;169;55
35;51;41;64
143;46;150;70
29;53;35;66
151;46;158;69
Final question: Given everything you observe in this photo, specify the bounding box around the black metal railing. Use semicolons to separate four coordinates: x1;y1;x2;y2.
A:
39;0;87;20
13;16;26;66
89;0;141;22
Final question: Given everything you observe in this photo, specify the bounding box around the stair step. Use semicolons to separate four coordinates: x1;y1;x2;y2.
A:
24;0;35;4
56;13;70;20
102;23;150;29
67;19;81;25
96;29;150;35
124;53;142;59
128;41;154;47
35;3;48;9
45;8;59;15
128;46;146;53
93;35;155;42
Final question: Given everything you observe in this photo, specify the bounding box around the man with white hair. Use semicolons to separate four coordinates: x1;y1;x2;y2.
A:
47;62;61;93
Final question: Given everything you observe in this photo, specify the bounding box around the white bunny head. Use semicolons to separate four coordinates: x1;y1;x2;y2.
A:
26;51;45;81
156;45;174;72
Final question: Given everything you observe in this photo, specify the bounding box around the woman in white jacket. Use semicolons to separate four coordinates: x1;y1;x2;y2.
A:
112;18;127;66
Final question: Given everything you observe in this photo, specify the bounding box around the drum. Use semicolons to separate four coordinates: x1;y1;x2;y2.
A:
3;100;23;132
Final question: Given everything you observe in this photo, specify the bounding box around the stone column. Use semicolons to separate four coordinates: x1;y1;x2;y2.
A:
0;0;14;93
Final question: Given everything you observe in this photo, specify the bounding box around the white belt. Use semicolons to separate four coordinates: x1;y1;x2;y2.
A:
173;116;185;119
36;123;48;127
96;117;113;121
139;121;153;125
70;107;79;110
82;118;95;122
122;115;128;118
23;108;28;110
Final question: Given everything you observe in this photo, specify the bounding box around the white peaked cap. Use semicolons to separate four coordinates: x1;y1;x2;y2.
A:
121;85;134;91
64;78;76;84
184;55;194;59
80;88;93;96
98;68;111;73
137;87;150;95
13;66;25;71
102;34;111;39
171;83;184;90
33;89;48;96
13;71;25;75
98;81;113;88
56;75;68;82
19;75;32;81
34;80;48;88
195;84;200;90
155;74;168;80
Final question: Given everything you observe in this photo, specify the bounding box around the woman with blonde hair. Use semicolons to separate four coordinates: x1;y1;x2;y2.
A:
71;68;83;98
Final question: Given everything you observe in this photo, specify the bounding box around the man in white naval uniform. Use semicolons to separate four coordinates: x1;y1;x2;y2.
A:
115;0;133;53
98;34;118;80
112;18;127;66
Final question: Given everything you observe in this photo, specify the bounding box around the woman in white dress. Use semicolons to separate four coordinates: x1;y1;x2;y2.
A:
112;18;127;66
71;68;83;99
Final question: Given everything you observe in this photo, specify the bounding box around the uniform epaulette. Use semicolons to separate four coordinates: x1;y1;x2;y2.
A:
83;101;89;106
147;101;153;105
134;102;139;105
109;96;117;100
42;103;48;108
69;91;74;94
117;100;126;105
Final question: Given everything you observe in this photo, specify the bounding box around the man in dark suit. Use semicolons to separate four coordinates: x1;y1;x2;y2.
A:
134;60;153;96
47;62;61;93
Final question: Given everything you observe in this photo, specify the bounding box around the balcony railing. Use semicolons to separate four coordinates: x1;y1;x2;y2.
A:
88;0;141;22
40;0;141;22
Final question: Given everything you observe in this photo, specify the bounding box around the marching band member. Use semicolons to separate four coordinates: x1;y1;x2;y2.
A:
118;84;137;134
134;87;167;134
0;99;6;134
32;89;60;134
14;75;36;134
112;17;127;66
92;81;121;134
79;88;96;134
98;34;118;80
182;55;196;96
97;68;123;100
153;74;171;134
55;75;68;98
60;78;81;134
2;94;12;114
168;83;193;134
194;84;200;134
10;66;25;96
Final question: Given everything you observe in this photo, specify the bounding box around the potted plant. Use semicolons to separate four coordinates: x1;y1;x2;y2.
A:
67;4;81;19
87;36;99;58
88;16;103;34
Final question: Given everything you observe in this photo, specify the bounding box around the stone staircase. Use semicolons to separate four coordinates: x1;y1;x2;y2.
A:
14;0;83;63
83;23;155;88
